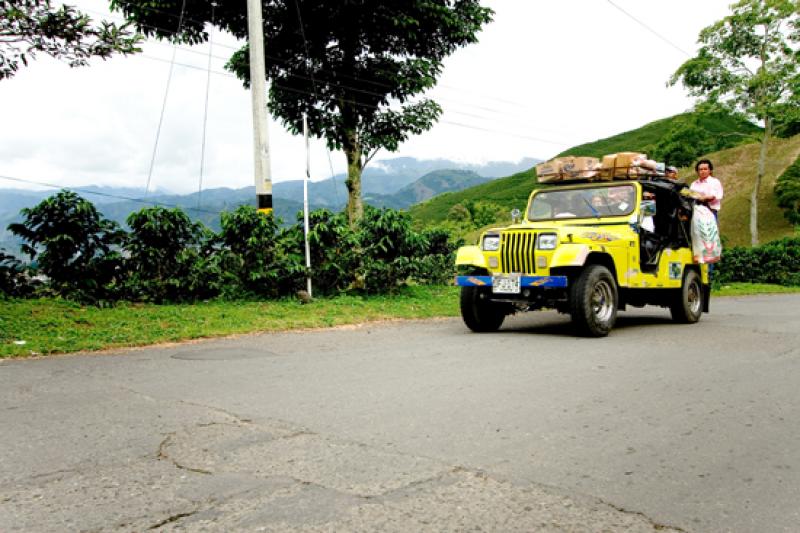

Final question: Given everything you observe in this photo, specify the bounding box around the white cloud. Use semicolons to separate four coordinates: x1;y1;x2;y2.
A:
0;0;734;194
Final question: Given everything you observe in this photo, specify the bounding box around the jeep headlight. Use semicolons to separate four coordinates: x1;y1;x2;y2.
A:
537;233;558;250
482;234;500;251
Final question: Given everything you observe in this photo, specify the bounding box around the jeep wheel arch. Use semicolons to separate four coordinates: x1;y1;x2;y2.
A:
569;264;619;337
670;268;703;323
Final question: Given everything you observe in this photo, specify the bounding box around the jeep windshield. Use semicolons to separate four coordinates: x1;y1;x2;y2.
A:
528;184;636;221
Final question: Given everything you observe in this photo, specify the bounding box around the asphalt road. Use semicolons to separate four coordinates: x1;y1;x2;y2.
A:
2;294;799;532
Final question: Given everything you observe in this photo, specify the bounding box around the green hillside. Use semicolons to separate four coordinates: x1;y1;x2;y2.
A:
556;111;761;159
409;111;797;247
408;167;536;227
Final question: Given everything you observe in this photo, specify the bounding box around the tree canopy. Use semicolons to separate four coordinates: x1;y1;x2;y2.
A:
670;0;800;244
111;0;493;224
0;0;141;80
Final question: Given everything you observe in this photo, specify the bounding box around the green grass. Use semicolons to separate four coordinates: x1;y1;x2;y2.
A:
2;283;798;358
714;282;800;297
0;286;460;358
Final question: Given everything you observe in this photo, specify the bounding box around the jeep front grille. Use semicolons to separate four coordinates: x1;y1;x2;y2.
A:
500;231;536;274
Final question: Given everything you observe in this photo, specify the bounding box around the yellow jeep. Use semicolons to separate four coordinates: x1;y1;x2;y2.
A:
454;178;710;336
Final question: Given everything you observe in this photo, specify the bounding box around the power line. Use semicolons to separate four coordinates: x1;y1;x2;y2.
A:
0;174;224;215
605;0;691;57
144;0;189;199
96;4;570;118
197;2;217;210
95;3;584;144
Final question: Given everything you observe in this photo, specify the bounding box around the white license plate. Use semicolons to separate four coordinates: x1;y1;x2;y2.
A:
492;275;521;294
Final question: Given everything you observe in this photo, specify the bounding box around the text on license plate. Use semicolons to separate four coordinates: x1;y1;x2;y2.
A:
492;275;520;294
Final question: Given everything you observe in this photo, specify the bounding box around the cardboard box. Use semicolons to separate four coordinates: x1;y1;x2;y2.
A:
536;159;564;182
599;152;652;179
537;156;600;182
562;156;600;179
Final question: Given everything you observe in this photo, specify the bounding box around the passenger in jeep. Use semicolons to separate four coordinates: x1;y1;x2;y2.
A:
608;186;633;213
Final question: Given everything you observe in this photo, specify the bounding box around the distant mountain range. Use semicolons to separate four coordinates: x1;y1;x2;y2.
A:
0;156;539;254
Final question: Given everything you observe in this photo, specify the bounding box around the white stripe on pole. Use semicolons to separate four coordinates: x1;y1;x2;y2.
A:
303;113;312;298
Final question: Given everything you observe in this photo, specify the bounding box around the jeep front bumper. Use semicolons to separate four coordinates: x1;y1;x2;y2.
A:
455;275;568;289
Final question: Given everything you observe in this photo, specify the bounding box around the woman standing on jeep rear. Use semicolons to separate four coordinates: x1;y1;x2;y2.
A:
690;159;723;219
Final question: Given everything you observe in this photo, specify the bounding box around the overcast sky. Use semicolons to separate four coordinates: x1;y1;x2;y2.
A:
1;0;735;194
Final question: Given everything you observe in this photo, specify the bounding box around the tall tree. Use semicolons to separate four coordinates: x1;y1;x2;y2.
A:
111;0;493;225
0;0;141;80
670;0;800;245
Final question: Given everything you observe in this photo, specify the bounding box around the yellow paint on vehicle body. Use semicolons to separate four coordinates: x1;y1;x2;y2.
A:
455;180;707;293
455;246;487;268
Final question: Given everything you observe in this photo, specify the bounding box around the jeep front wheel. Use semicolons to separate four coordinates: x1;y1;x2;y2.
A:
460;286;506;332
569;265;618;337
670;269;703;323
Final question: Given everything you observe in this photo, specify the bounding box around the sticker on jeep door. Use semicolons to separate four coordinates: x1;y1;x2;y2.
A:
669;262;682;280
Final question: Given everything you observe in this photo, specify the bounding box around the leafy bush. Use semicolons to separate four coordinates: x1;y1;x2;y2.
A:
124;206;214;302
5;191;462;303
356;207;462;293
775;156;800;226
283;208;360;295
0;249;36;298
7;190;125;302
715;237;800;286
217;206;302;299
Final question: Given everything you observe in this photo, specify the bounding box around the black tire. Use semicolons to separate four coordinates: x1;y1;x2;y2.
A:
460;286;506;332
569;265;618;337
670;269;703;323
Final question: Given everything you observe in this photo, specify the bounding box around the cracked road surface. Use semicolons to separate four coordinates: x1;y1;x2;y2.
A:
2;294;800;531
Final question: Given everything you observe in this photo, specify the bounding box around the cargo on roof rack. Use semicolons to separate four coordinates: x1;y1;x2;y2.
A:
536;152;665;183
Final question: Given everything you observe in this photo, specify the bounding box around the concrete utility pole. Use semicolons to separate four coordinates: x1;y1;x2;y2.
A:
246;0;272;214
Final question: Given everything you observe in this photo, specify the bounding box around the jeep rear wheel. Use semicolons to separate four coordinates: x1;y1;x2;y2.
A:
569;265;618;337
670;269;703;323
460;286;507;332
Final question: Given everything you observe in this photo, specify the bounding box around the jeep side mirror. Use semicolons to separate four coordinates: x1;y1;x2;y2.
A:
511;208;521;224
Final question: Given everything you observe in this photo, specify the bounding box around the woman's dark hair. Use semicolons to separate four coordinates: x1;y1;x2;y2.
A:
695;159;714;171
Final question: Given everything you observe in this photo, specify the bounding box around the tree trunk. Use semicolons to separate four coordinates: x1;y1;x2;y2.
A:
751;119;770;246
343;129;363;227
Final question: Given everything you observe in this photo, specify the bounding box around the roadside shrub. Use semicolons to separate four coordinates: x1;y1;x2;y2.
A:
124;206;213;302
284;208;360;295
414;227;463;285
355;207;461;293
0;248;36;298
279;207;459;296
356;207;426;293
7;190;125;302
715;237;800;286
4;192;463;303
217;206;303;299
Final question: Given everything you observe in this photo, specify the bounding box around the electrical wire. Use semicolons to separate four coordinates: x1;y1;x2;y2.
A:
605;0;691;57
144;0;189;199
92;5;581;140
197;2;217;210
0;174;223;215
